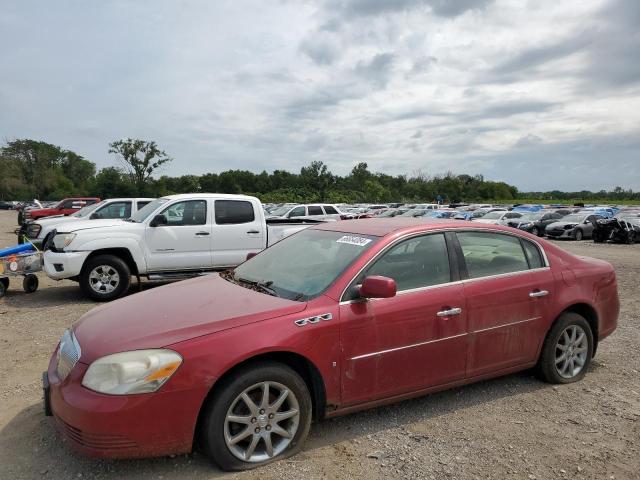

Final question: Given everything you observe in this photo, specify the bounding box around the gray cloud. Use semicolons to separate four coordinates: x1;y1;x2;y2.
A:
354;52;397;87
325;0;493;19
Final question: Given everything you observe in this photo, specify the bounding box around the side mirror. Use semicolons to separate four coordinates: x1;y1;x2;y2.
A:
90;213;100;220
150;214;168;227
359;275;397;299
246;252;258;261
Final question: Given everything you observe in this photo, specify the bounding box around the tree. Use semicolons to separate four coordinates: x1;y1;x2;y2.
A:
108;138;172;195
299;161;333;201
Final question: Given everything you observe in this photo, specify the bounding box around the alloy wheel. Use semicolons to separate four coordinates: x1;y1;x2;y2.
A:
88;265;120;294
224;381;300;463
555;325;589;379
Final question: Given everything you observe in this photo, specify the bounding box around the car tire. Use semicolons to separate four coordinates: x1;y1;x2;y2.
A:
22;274;38;293
627;232;636;244
0;277;8;296
80;255;131;302
199;362;312;471
537;312;594;384
574;229;583;241
531;227;539;236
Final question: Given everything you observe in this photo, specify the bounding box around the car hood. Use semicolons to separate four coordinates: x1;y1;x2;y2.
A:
35;215;81;226
55;218;129;233
473;219;501;224
73;274;308;363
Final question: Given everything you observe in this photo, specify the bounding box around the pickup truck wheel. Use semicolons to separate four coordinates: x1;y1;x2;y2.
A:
537;313;593;384
80;255;131;301
199;362;312;471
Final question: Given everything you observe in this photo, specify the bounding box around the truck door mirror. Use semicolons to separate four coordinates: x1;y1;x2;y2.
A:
90;213;100;220
150;214;168;227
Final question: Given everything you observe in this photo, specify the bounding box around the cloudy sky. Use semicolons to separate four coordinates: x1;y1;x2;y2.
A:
1;0;639;191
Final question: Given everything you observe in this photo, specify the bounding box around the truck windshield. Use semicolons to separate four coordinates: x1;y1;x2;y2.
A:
129;198;169;222
72;201;104;218
230;229;379;301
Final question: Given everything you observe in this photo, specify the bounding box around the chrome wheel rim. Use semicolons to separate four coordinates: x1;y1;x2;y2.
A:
224;381;300;463
88;265;120;294
555;325;588;379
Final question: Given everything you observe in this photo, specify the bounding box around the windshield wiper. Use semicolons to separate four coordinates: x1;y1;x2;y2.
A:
237;277;279;297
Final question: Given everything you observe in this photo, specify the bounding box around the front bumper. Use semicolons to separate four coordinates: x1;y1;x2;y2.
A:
43;250;90;279
45;354;203;459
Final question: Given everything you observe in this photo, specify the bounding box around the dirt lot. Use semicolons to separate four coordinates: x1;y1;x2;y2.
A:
0;210;638;480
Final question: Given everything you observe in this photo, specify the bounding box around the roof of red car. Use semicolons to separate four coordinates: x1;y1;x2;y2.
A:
313;218;498;236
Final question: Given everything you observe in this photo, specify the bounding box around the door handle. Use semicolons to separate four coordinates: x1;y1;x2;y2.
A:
247;230;260;234
195;231;210;236
529;290;549;298
437;307;462;317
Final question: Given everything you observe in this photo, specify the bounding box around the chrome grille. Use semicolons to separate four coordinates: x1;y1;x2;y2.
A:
56;329;81;381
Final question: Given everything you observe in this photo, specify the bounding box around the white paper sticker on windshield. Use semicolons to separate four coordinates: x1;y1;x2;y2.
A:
336;235;372;247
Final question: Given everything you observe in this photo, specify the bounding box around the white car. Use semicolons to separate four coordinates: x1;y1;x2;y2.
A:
43;194;316;301
472;210;523;225
266;203;342;221
21;198;154;248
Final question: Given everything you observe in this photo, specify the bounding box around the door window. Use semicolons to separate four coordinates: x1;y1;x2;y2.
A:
323;205;338;214
457;232;529;278
96;201;132;219
215;200;255;224
137;200;151;210
521;239;544;269
159;200;207;226
357;233;451;293
308;206;323;215
288;206;305;217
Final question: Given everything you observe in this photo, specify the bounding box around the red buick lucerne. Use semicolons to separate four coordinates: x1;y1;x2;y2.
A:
44;219;619;470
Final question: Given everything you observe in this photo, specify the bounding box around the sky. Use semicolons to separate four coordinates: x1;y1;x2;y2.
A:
1;0;639;192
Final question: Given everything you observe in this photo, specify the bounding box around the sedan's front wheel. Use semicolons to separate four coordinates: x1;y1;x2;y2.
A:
199;362;312;471
537;313;593;384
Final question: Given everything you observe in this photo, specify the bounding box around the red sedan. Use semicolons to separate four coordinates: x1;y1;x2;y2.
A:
44;219;619;470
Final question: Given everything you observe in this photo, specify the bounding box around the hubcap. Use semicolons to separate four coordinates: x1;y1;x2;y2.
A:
555;325;588;379
224;381;300;463
88;265;120;294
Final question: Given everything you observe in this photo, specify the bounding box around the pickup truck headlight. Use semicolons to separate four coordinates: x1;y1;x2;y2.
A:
53;233;76;250
26;223;42;238
82;349;183;395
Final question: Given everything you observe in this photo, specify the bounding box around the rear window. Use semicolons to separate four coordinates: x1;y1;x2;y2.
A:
521;239;545;269
215;200;255;224
323;205;338;214
308;206;323;215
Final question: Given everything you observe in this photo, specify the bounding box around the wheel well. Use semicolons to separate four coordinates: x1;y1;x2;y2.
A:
84;248;139;276
193;352;327;447
560;303;599;354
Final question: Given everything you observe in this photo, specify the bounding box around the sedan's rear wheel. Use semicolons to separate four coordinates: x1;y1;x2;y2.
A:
199;362;312;471
537;313;593;384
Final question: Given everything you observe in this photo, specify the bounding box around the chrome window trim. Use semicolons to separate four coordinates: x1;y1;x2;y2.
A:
472;316;540;334
350;332;468;361
338;227;550;304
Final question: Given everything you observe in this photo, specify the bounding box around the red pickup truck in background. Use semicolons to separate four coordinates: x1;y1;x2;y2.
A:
21;197;100;224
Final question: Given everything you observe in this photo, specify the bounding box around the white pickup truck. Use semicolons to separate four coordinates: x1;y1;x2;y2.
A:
43;194;318;301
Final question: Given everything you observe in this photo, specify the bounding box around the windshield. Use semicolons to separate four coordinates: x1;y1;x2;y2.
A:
231;229;379;301
561;214;585;223
72;201;104;218
130;198;168;222
268;206;293;216
482;211;504;220
400;209;420;217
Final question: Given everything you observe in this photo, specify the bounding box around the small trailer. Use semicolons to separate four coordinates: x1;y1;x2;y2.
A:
0;243;42;298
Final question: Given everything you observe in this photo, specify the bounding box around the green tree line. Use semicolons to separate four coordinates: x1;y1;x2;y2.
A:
1;138;638;203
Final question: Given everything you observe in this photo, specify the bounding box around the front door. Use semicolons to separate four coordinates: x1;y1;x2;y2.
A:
145;199;213;271
339;233;468;406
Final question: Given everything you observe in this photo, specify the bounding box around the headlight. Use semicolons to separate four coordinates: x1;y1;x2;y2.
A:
564;224;576;230
521;222;533;227
26;223;42;237
82;349;183;395
53;233;76;249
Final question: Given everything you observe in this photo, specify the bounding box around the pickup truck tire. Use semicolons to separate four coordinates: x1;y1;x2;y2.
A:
199;362;312;471
80;255;131;302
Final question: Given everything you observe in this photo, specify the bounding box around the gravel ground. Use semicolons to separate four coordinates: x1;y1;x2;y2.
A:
0;210;638;480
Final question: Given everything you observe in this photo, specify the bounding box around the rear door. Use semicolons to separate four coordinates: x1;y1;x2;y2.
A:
322;205;342;220
306;205;325;220
145;199;213;271
339;233;468;405
455;231;554;376
212;199;264;267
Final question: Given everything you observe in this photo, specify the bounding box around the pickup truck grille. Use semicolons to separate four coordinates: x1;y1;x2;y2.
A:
56;329;81;382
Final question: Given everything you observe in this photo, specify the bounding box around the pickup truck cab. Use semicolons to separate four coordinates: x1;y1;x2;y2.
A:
22;197;100;223
43;194;316;301
19;198;154;247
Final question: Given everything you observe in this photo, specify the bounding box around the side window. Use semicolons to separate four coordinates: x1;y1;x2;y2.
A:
521;239;545;269
61;200;76;209
362;233;451;292
288;206;306;218
96;201;132;219
323;205;338;214
160;200;207;226
137;201;151;210
84;199;98;206
457;232;529;278
308;206;323;215
215;200;255;224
